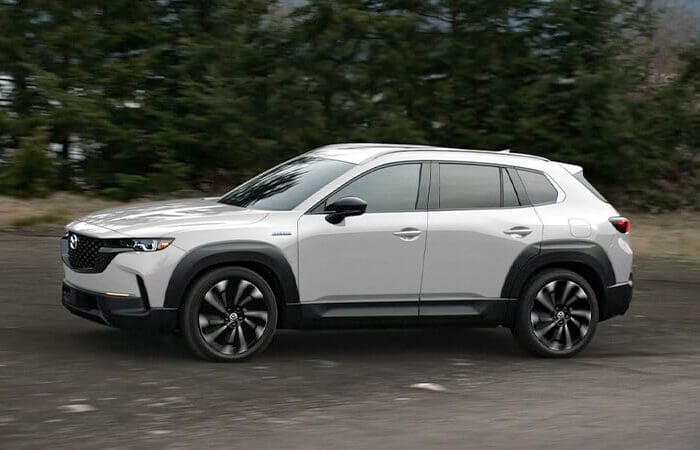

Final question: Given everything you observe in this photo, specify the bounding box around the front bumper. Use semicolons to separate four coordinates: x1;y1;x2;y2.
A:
61;234;185;308
600;275;634;321
62;282;178;332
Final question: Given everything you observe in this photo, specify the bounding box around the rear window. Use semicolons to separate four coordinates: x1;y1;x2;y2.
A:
517;169;558;205
439;164;501;209
574;172;608;203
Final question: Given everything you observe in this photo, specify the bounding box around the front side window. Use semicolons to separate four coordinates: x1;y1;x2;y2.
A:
439;164;501;209
219;156;353;210
325;163;422;213
517;169;558;205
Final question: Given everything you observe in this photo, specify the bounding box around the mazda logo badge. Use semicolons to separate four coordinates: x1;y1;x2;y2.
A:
69;233;79;250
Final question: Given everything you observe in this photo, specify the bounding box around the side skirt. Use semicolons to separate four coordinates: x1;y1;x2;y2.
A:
284;298;515;329
420;298;516;326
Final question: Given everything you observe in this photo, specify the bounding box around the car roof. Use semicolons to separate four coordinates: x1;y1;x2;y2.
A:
306;143;550;166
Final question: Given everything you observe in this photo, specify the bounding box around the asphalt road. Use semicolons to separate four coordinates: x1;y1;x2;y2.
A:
1;233;699;449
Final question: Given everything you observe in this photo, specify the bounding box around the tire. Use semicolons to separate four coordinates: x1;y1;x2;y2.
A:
181;267;278;362
512;269;598;358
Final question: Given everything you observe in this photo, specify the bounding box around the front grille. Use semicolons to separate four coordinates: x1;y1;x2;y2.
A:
68;234;103;270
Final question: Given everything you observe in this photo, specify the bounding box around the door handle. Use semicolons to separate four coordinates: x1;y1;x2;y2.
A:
504;227;532;237
393;228;422;240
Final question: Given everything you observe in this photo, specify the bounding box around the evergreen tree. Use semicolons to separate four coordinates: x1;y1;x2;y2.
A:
0;0;697;208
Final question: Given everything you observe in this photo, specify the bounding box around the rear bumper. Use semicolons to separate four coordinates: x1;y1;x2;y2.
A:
600;275;633;321
62;282;178;332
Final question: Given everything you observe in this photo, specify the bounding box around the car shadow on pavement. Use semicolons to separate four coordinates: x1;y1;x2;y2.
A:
63;325;522;362
268;327;522;359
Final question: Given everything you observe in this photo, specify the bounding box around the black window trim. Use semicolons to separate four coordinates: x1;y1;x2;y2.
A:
499;168;505;207
506;166;530;206
500;167;523;207
306;161;431;215
428;161;564;212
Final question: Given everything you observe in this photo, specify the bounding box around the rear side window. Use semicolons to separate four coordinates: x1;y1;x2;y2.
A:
517;169;558;205
574;172;608;203
439;164;501;209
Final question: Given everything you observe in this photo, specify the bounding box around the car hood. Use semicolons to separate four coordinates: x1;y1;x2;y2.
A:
69;198;268;237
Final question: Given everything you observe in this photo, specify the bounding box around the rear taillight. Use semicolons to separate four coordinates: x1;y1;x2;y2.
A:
609;217;630;234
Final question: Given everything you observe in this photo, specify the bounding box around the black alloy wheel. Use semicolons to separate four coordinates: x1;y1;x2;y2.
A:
182;267;278;362
513;269;599;358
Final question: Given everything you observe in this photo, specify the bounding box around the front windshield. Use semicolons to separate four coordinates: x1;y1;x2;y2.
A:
219;156;354;210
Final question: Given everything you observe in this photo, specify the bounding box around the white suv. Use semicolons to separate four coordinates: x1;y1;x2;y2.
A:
61;144;633;360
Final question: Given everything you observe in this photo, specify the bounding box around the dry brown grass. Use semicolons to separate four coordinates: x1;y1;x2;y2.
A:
627;212;700;261
0;193;123;232
0;194;697;260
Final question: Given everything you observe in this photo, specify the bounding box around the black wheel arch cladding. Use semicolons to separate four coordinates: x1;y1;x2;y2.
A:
501;239;616;305
163;241;299;310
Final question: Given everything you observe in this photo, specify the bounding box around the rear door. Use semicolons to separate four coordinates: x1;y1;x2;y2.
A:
420;162;543;318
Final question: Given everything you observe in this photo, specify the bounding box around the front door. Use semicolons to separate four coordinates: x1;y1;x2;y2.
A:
297;162;429;320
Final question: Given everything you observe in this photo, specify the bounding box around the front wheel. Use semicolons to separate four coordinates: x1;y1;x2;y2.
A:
512;269;598;358
182;267;278;362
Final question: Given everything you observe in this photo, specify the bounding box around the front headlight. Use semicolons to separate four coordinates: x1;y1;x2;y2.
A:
115;238;174;252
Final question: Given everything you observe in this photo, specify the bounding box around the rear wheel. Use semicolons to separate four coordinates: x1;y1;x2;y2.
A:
182;267;277;362
512;269;598;358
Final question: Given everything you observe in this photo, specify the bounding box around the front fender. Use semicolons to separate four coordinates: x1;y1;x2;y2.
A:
163;241;299;311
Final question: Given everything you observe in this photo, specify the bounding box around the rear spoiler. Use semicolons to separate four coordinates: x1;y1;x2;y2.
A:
558;162;583;175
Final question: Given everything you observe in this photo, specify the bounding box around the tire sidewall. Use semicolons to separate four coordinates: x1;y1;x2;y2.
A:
182;267;278;362
514;269;599;358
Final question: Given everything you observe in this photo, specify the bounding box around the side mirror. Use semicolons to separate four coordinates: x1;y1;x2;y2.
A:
325;196;367;224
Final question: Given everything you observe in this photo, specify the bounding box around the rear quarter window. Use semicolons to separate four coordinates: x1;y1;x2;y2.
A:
517;169;558;205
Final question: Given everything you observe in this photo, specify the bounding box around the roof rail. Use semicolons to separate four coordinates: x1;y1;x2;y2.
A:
371;146;550;162
310;143;550;163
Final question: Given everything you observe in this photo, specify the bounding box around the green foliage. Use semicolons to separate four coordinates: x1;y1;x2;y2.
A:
0;128;55;197
0;0;698;208
147;159;190;195
101;174;148;202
